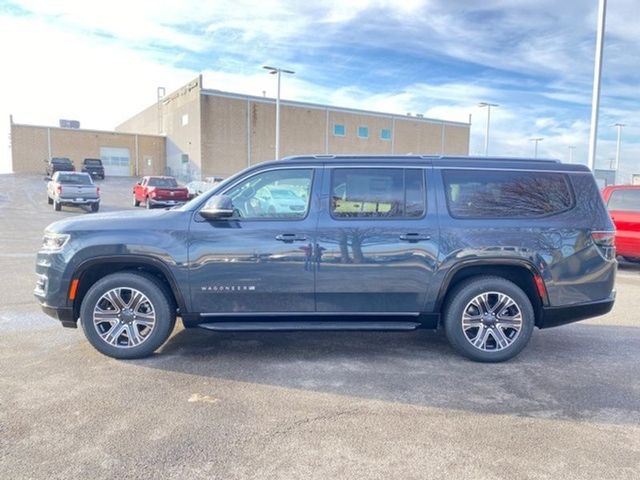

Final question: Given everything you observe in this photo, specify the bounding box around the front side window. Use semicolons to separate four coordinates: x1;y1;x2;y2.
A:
331;168;425;219
443;169;574;218
223;168;313;220
608;189;640;212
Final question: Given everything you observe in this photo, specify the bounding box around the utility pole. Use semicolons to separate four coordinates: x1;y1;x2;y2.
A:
478;102;498;156
530;137;544;159
587;0;607;170
263;66;295;160
612;123;625;184
568;145;576;163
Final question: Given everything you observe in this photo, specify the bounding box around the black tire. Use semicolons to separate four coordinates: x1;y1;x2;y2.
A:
47;196;53;205
133;195;140;207
54;199;61;211
443;276;535;362
80;272;176;359
145;197;152;209
91;202;100;213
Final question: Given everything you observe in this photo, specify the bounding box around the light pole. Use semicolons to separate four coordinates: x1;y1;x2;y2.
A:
568;145;576;163
263;65;295;160
612;122;625;184
530;137;544;158
478;102;498;156
587;0;607;170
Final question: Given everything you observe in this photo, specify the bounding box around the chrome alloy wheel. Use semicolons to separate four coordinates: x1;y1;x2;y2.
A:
461;291;523;352
92;287;156;348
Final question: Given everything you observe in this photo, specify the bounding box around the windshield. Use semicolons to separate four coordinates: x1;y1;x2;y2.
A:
148;178;178;187
57;174;92;185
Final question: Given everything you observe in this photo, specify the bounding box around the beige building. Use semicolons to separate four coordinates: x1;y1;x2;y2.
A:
11;75;470;178
10;122;165;176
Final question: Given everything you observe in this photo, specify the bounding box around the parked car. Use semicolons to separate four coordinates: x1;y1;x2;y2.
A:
81;158;105;179
601;185;640;262
133;176;189;209
46;171;100;212
35;155;615;362
45;157;75;177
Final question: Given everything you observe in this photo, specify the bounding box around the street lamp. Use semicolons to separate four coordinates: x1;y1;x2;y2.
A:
530;137;544;158
611;122;625;184
587;0;607;170
568;145;576;163
263;65;295;160
478;102;499;156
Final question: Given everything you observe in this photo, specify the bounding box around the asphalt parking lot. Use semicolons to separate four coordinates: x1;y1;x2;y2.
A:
1;174;639;479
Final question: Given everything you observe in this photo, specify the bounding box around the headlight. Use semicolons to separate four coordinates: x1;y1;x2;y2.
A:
41;232;70;252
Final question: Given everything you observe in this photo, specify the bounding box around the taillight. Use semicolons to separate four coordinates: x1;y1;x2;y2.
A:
96;186;100;195
56;185;62;194
591;231;616;260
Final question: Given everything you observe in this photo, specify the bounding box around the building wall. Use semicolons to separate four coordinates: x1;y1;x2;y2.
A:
117;77;202;179
10;124;165;175
198;92;470;178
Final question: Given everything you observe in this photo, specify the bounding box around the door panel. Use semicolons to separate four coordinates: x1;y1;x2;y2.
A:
315;167;439;313
188;167;321;313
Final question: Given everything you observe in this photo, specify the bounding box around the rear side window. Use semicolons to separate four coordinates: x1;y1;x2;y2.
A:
607;189;640;212
442;169;573;218
331;168;425;219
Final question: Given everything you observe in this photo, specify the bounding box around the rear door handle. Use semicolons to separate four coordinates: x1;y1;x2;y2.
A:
399;233;431;242
275;233;308;243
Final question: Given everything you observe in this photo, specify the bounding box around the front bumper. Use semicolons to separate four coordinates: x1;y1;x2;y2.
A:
539;294;615;329
40;303;77;328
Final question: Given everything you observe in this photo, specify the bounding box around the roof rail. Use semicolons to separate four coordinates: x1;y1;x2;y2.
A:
280;154;562;164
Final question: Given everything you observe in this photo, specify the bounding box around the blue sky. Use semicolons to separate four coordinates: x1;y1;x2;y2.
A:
0;0;638;179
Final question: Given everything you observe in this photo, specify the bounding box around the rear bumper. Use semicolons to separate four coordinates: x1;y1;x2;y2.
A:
149;198;187;207
58;197;99;205
538;294;615;329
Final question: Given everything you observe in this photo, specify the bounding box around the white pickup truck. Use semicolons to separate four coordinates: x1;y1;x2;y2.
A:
47;171;100;212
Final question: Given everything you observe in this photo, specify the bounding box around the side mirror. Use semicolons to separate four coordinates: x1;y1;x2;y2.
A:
200;195;234;220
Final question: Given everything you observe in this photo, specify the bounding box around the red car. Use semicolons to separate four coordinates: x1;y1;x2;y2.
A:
133;176;189;209
602;185;640;262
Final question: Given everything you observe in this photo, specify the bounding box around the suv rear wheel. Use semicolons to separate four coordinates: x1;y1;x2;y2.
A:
443;276;534;362
80;272;176;359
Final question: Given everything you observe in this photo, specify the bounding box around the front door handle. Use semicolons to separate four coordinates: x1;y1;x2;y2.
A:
399;233;431;242
275;233;308;243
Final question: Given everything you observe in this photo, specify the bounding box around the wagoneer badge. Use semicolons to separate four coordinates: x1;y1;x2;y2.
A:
201;285;256;292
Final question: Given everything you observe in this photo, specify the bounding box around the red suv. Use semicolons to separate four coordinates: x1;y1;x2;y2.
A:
602;185;640;262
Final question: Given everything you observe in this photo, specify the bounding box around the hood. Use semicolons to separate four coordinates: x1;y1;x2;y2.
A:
45;208;189;234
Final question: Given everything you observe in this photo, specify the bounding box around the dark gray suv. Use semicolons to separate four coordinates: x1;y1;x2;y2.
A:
34;155;616;362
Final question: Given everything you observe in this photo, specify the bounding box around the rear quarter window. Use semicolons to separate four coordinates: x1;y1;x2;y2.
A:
442;169;574;219
607;189;640;212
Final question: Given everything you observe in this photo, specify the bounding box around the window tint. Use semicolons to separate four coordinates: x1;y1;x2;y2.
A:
334;124;345;136
357;126;369;138
380;128;392;140
223;168;313;219
608;189;640;212
331;168;425;218
443;170;573;218
148;177;178;187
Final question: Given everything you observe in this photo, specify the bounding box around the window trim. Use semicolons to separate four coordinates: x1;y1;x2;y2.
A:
441;169;576;220
333;123;346;137
198;166;316;222
328;167;427;221
357;126;369;139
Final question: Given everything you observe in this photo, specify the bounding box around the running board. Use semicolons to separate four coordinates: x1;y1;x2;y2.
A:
197;321;422;332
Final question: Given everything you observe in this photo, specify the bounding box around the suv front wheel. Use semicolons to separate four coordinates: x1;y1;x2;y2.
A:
80;272;176;359
443;276;534;362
